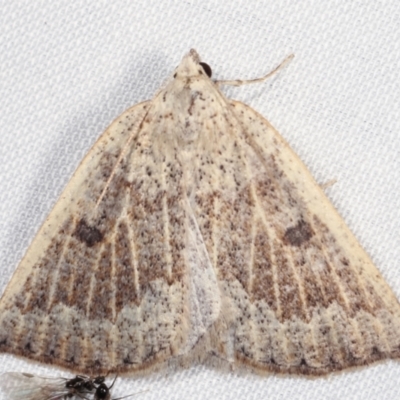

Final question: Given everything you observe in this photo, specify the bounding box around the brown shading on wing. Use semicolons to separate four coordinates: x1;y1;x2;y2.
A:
194;100;400;375
0;101;207;374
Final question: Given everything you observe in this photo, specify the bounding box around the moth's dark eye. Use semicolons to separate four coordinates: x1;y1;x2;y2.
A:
199;62;212;78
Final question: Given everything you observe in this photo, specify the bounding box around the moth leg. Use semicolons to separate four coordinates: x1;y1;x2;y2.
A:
320;178;337;191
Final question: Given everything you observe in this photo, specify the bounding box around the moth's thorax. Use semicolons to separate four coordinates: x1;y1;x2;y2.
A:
154;76;224;149
148;49;223;148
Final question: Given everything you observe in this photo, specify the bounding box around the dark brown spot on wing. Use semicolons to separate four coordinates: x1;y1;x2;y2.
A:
283;219;314;247
74;219;104;247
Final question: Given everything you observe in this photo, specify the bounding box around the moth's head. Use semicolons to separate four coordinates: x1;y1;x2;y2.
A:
173;49;212;79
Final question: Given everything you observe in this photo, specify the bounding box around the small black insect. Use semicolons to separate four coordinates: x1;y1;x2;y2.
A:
0;372;142;400
65;375;122;399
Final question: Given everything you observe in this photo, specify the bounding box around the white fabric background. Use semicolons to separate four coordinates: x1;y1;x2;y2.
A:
1;1;400;399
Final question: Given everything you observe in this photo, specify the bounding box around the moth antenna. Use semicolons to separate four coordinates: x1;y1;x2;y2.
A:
216;53;294;87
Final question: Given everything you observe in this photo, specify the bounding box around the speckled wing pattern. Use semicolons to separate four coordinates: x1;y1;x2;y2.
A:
0;83;221;374
196;100;400;374
0;49;400;376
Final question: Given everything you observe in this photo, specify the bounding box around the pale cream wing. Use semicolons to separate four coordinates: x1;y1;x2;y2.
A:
193;99;400;375
0;100;220;374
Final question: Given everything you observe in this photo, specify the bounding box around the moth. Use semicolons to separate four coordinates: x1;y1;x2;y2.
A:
0;49;399;376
